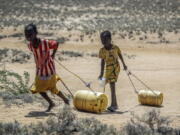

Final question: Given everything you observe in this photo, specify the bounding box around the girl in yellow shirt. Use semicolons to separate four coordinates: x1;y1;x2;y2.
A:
99;31;128;112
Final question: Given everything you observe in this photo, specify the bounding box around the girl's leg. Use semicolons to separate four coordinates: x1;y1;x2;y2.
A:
57;91;69;105
39;92;55;112
110;82;118;108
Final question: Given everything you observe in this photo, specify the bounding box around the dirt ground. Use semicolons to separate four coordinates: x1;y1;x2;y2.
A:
0;30;179;129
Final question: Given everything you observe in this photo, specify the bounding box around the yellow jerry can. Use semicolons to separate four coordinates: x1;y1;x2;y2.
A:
73;90;108;113
138;90;163;106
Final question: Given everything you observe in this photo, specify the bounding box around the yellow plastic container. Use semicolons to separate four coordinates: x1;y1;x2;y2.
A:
73;90;108;113
138;90;163;106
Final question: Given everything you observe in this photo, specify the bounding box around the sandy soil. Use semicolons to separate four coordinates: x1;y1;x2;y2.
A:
0;30;179;129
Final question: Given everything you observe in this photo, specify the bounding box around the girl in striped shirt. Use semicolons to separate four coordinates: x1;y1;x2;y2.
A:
24;24;69;112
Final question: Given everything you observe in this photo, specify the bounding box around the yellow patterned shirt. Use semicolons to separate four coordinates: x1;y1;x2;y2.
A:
99;45;121;83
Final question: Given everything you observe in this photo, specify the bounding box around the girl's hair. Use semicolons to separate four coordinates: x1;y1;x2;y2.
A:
24;23;38;34
100;30;111;40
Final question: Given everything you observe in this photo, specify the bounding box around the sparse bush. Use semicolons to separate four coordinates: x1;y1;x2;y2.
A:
0;48;31;64
0;108;179;135
0;120;26;135
47;106;120;135
9;33;23;38
123;109;180;135
0;91;37;106
0;68;38;106
0;0;178;33
0;69;30;95
90;53;98;57
58;56;68;61
56;37;66;44
0;35;7;40
61;51;83;57
0;106;120;135
79;118;119;135
48;105;78;135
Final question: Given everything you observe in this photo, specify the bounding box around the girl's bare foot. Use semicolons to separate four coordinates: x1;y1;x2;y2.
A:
107;106;118;112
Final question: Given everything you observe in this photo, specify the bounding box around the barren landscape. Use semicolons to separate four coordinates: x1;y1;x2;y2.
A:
0;0;179;134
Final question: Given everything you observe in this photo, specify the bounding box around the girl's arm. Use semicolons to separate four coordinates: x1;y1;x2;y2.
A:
99;59;105;79
48;40;59;59
118;53;127;70
51;43;59;59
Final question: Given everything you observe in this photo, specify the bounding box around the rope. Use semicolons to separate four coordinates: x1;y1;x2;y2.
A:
126;70;158;95
125;71;139;94
129;72;153;90
54;58;96;93
130;72;158;95
58;78;74;98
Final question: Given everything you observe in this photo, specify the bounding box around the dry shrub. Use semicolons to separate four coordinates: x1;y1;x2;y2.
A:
0;69;44;106
0;106;120;135
0;69;30;95
123;109;180;135
0;106;179;135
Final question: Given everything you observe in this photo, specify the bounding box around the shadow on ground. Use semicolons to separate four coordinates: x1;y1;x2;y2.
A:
25;111;56;118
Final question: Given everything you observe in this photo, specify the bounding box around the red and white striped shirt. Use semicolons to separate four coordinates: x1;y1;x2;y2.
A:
28;39;58;77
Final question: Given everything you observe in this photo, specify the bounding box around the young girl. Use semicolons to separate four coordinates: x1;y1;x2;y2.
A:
98;30;128;112
24;23;69;112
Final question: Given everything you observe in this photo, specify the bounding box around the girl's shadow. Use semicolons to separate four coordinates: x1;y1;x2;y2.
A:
73;107;130;115
100;104;164;115
25;111;55;118
102;110;129;114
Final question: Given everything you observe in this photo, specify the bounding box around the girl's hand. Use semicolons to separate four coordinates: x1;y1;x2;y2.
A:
98;74;103;80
